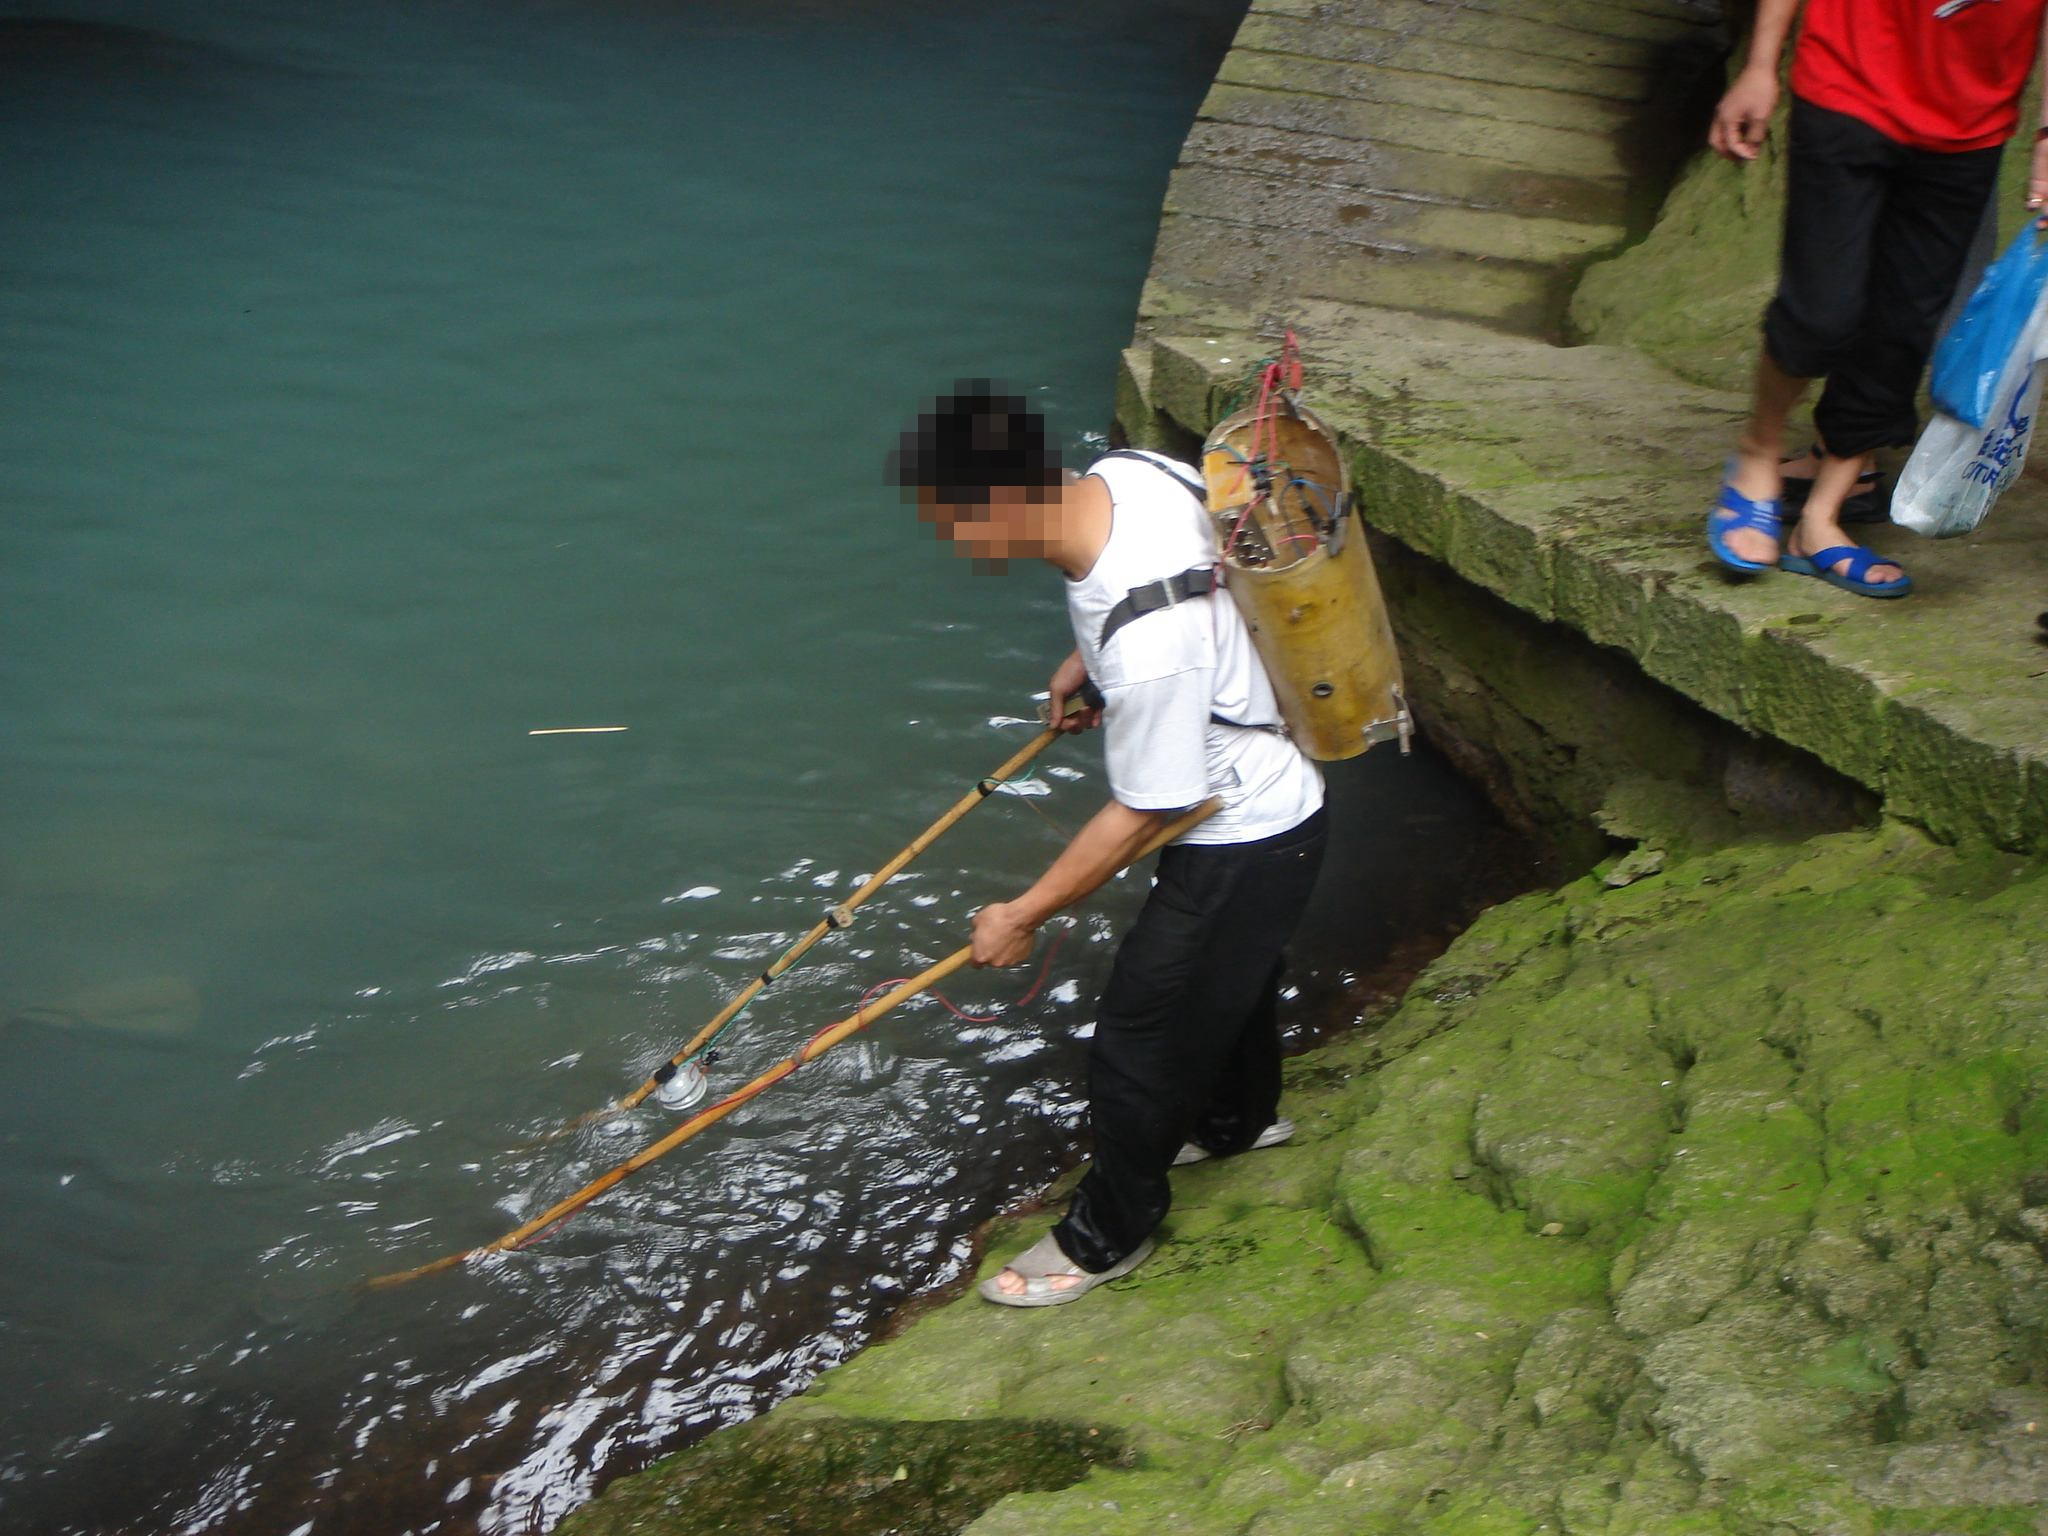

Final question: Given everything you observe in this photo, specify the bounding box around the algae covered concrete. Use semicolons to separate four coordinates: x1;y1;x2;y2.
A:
1123;297;2048;853
1369;530;1877;866
569;821;2048;1535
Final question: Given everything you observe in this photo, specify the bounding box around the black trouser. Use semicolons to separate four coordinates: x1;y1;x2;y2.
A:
1053;808;1327;1272
1765;98;2003;458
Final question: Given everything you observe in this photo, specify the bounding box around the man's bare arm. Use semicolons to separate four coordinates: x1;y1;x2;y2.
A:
1710;0;1804;162
2032;8;2048;226
971;798;1180;967
1046;649;1101;735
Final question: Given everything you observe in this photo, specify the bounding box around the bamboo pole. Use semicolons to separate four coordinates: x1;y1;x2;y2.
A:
366;797;1217;1289
546;721;1071;1136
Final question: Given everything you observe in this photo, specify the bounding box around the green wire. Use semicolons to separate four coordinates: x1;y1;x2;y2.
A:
1217;355;1276;420
979;765;1041;793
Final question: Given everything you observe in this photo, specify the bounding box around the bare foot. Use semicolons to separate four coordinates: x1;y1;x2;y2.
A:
991;1264;1084;1296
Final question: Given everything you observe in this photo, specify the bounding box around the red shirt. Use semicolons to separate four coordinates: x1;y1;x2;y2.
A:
1792;0;2047;151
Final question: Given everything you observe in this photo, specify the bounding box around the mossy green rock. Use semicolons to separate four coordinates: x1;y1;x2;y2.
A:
1571;54;2045;392
553;1415;1126;1536
1567;61;1787;392
570;824;2048;1535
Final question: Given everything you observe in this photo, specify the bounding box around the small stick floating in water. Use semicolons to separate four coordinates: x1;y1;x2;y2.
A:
527;726;629;735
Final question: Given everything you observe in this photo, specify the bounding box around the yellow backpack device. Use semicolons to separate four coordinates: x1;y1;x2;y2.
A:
1198;365;1410;761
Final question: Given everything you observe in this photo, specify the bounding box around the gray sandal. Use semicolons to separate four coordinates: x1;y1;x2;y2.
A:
1173;1116;1295;1166
977;1232;1156;1308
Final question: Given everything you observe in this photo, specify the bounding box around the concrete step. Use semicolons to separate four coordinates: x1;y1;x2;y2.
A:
1250;0;1722;46
1152;212;1562;336
1233;11;1657;100
1219;44;1637;136
1201;81;1631;180
1165;164;1628;265
1179;120;1631;225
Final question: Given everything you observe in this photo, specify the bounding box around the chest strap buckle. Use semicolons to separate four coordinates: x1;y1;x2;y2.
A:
1098;564;1221;648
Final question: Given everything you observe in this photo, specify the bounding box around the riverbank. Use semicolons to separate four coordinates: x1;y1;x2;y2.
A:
561;1;2048;1530
563;822;2048;1536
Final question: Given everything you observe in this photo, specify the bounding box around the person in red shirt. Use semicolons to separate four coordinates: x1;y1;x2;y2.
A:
1705;0;2048;598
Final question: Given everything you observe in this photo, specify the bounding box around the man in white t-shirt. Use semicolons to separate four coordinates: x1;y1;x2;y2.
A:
890;382;1327;1308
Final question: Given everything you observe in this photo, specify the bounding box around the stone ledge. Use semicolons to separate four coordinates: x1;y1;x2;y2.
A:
1121;298;2048;853
1164;165;1626;265
1216;48;1640;137
1151;216;1565;337
1248;0;1724;41
1178;121;1632;224
1200;80;1632;179
1233;11;1660;99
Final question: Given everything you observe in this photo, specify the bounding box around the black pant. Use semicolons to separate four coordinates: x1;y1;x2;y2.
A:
1765;98;2003;457
1053;808;1327;1272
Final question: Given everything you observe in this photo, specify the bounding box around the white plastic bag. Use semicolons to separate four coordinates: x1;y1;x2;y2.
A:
1894;278;2048;539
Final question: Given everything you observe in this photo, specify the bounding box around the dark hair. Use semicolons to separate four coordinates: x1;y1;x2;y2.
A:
887;380;1062;506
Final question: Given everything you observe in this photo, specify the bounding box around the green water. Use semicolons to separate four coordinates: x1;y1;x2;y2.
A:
0;4;1535;1531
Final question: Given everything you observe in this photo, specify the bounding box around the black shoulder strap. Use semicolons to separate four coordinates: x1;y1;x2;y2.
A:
1091;450;1217;651
1092;561;1290;738
1090;451;1283;735
1094;448;1206;502
1098;565;1218;649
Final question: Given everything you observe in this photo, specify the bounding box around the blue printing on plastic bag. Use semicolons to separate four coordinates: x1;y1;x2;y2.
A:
1931;225;2048;430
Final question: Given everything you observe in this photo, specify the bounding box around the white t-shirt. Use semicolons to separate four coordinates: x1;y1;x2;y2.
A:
1066;452;1324;846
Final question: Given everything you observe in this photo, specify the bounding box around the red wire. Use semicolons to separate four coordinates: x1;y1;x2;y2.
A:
1224;332;1303;538
1221;331;1315;562
853;929;1069;1025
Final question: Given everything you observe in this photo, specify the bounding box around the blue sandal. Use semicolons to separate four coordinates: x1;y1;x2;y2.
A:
1707;475;1783;573
1779;543;1913;599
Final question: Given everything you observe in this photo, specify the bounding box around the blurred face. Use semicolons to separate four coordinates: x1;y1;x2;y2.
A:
917;483;1063;562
